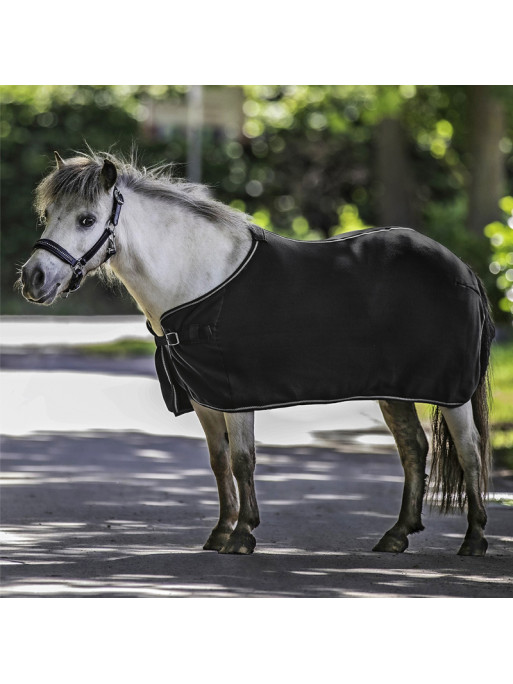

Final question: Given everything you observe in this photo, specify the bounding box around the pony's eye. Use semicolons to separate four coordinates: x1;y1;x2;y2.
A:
78;215;96;228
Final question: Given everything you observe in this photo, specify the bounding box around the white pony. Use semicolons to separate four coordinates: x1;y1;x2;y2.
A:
20;152;494;556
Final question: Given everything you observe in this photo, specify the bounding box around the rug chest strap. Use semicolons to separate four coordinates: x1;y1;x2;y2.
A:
152;324;213;347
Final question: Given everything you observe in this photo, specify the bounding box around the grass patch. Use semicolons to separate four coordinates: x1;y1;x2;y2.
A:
490;340;513;426
489;340;513;469
75;339;155;357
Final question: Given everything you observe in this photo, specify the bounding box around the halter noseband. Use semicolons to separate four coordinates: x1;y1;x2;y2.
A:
32;186;124;295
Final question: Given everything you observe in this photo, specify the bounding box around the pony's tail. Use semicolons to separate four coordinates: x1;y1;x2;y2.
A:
428;277;495;513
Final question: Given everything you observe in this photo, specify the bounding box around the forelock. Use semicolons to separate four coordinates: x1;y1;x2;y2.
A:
34;155;104;218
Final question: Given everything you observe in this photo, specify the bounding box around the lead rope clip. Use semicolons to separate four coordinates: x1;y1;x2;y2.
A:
106;229;117;259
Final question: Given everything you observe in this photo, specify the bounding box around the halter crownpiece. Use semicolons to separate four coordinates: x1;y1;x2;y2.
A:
32;185;124;294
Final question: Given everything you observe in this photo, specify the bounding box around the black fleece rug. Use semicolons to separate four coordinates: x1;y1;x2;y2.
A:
149;226;489;416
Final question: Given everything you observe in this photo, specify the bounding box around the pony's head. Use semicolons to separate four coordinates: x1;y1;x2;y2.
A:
21;152;121;304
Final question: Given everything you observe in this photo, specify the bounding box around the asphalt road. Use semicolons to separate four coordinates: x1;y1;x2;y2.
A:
1;379;512;597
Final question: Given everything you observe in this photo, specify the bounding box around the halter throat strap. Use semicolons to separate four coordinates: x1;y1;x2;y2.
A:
33;186;124;294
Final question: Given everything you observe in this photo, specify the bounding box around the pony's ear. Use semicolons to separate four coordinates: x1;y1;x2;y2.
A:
101;159;117;190
54;151;65;168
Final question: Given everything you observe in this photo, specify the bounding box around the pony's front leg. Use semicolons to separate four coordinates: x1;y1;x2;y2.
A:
219;411;260;554
192;401;239;551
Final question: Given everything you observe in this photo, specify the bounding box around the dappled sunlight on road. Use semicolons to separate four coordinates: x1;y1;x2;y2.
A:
1;431;512;597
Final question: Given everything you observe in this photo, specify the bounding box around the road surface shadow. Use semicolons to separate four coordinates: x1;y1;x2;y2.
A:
1;431;512;597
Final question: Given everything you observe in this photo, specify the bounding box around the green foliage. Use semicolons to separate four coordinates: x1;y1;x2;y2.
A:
331;204;371;236
2;85;513;320
485;197;513;321
422;196;486;265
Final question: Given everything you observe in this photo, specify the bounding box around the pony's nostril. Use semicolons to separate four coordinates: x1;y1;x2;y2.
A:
31;267;46;291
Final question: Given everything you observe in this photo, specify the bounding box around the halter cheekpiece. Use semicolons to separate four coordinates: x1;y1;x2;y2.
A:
32;186;124;295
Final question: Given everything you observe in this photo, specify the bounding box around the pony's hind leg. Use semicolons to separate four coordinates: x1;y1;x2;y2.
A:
373;400;429;553
440;402;488;556
219;411;260;554
192;402;239;551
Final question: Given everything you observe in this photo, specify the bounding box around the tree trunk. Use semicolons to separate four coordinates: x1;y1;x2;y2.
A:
467;86;506;235
374;117;419;228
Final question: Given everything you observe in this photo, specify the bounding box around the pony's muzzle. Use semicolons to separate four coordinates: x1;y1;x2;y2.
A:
21;257;61;304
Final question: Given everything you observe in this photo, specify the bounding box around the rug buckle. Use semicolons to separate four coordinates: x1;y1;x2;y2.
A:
165;332;180;346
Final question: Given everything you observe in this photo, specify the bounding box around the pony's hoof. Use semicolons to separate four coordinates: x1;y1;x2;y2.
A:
218;531;256;555
203;530;231;551
457;537;488;557
373;531;409;553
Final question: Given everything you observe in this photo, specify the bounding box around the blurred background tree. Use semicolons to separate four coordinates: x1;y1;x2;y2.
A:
1;84;512;326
